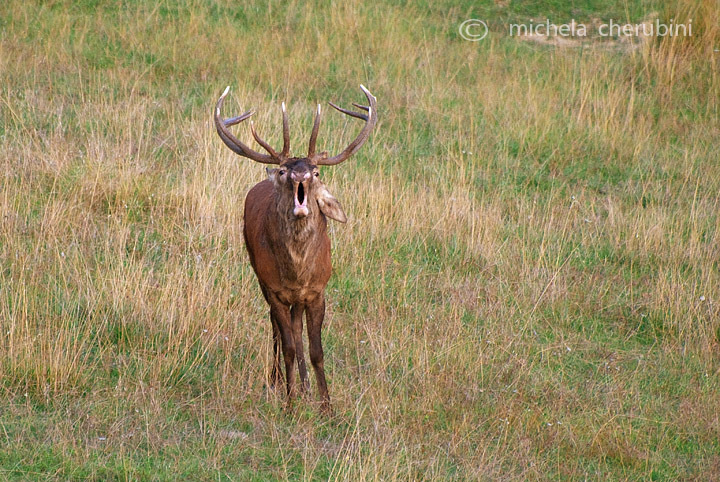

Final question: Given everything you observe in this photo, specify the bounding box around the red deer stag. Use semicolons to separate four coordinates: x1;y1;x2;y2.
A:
214;85;377;411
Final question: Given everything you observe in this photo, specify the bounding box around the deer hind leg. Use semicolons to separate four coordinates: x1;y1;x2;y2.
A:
291;304;310;394
269;311;282;389
260;285;282;389
306;295;331;412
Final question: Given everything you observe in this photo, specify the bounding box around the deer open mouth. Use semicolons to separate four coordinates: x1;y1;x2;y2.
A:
293;182;309;217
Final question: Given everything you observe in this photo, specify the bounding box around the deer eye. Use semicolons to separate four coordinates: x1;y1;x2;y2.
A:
279;170;285;176
314;172;319;177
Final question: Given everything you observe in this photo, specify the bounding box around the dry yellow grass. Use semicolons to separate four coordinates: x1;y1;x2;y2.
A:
1;0;719;479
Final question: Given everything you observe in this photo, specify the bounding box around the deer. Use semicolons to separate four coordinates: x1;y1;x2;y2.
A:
214;85;377;412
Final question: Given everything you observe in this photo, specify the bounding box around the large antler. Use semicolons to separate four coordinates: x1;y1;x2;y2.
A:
216;85;377;166
311;85;377;166
214;86;290;164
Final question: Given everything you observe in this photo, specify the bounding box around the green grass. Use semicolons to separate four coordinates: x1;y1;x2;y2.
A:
1;0;719;479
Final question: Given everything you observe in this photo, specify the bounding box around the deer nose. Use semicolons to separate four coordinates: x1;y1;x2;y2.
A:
291;171;311;182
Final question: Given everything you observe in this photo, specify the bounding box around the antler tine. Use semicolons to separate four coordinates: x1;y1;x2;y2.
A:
317;85;377;166
250;121;280;159
224;110;254;127
307;104;322;158
214;86;279;165
280;102;290;158
327;101;368;121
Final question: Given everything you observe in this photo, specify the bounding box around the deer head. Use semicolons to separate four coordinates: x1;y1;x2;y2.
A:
214;85;377;223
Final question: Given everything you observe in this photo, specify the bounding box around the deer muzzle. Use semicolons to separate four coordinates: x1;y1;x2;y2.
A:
293;179;309;217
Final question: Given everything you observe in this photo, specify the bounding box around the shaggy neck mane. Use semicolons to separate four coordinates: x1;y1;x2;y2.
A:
273;194;324;252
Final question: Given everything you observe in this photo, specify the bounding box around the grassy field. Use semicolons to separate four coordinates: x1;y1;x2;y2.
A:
1;0;719;479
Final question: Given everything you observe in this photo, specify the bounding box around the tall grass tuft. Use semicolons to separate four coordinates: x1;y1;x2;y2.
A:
644;0;720;90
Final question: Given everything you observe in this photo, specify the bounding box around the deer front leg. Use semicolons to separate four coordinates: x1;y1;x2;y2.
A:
306;295;330;412
267;295;296;405
291;304;310;394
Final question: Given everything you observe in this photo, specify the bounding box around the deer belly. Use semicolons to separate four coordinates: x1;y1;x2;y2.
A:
276;262;327;301
275;285;322;305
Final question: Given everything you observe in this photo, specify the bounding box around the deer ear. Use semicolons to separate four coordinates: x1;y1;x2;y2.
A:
317;186;347;223
266;168;279;183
